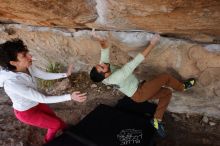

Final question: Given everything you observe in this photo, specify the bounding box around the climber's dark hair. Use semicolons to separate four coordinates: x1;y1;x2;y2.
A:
90;67;105;82
0;39;28;71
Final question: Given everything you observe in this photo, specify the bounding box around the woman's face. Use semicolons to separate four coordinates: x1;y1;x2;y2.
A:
12;51;32;71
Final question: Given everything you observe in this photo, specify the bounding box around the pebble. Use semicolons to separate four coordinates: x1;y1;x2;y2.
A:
209;122;216;126
90;84;97;88
186;113;190;119
202;115;209;123
171;113;181;122
107;86;111;89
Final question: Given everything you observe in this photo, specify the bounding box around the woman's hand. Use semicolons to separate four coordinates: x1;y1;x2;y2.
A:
66;64;74;77
71;91;87;102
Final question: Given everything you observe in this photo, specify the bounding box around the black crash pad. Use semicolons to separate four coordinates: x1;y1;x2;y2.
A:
44;103;156;146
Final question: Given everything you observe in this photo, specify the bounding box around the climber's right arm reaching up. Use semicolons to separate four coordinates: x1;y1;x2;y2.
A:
91;29;111;64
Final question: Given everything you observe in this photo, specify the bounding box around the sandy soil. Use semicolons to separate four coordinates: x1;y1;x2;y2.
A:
0;72;220;146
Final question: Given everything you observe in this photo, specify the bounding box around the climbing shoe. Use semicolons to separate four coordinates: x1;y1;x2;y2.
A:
150;118;166;138
183;78;196;90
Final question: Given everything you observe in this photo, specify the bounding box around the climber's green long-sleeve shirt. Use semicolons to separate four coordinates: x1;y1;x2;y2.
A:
100;48;145;97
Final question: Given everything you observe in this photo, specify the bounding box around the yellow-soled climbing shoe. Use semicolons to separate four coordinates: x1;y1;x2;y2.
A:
150;118;166;138
183;78;196;90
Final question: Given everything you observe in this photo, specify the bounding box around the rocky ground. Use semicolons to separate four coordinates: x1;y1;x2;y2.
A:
0;72;220;146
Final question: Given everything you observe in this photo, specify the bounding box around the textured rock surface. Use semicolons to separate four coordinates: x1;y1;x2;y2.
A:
0;0;220;42
0;0;97;26
0;24;220;118
0;89;30;146
93;0;220;39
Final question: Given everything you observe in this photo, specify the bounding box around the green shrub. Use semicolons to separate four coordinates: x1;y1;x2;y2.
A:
38;62;64;89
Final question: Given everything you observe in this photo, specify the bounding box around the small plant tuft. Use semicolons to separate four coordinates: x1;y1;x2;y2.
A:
38;62;64;89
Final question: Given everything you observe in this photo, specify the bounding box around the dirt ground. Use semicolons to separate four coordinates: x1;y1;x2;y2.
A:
0;72;220;146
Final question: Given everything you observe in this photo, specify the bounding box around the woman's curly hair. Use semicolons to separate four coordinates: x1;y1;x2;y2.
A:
0;39;28;71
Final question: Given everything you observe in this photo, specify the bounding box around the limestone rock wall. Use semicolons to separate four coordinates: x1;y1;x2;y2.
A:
0;0;220;42
0;0;97;27
0;24;220;118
